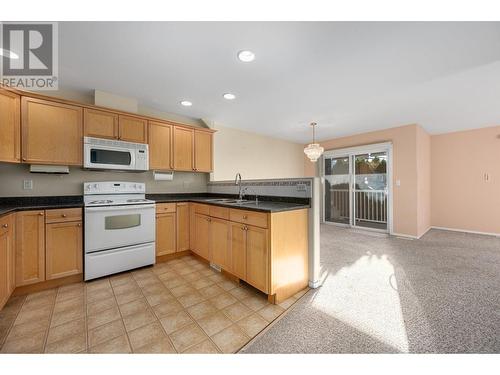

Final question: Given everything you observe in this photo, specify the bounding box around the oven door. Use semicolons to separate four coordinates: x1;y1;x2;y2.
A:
84;143;136;170
85;204;155;253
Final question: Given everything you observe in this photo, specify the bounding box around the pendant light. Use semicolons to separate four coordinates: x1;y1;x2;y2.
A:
304;122;324;162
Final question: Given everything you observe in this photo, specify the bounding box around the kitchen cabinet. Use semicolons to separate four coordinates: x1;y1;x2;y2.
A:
246;225;269;293
156;212;176;256
119;115;148;143
45;209;83;280
21;97;83;165
194;130;213;172
45;221;83;280
193;213;210;259
0;214;15;310
176;203;190;252
149;121;172;170
230;222;246;279
173;126;194;171
83;108;118;139
15;210;45;286
0;88;21;163
210;217;231;270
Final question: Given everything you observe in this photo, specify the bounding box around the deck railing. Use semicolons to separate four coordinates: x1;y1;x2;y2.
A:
330;189;387;224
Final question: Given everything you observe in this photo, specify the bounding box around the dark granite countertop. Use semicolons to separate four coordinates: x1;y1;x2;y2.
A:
0;193;310;216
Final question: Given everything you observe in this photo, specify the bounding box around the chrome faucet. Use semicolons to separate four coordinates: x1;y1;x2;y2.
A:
234;173;243;200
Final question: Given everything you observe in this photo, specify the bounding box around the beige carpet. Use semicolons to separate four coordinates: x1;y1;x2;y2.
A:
241;226;500;353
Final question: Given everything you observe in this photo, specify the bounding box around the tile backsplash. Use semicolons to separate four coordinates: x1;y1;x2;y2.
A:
208;178;313;198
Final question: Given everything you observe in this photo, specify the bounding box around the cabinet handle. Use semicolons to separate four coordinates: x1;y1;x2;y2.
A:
22;158;26;161
62;214;67;218
2;224;8;229
38;212;44;216
243;215;248;219
77;223;81;227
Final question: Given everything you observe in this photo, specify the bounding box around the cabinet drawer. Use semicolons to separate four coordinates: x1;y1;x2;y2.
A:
45;208;82;223
229;209;268;228
156;203;176;214
193;203;210;216
209;205;229;220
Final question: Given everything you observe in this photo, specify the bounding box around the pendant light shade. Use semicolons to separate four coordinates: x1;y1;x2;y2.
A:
304;122;324;162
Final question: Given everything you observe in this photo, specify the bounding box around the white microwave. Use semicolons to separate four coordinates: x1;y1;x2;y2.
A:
84;137;149;171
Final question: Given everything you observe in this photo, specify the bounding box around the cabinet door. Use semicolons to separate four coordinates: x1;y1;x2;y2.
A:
15;210;45;286
156;213;176;256
0;89;21;163
173;126;194;171
21;97;83;165
246;225;269;293
45;221;83;280
149;121;172;170
194;130;213;172
84;108;118;139
118;115;148;143
189;203;196;251
210;218;230;270
176;203;190;252
194;214;210;260
0;214;15;309
230;222;246;279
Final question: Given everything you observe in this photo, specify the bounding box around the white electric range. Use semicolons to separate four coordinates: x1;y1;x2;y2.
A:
83;181;156;281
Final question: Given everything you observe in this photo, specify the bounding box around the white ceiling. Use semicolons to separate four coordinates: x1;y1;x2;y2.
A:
59;22;500;143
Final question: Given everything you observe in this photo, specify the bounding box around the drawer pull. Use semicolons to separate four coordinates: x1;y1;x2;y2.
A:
77;223;81;227
242;215;248;219
2;224;8;229
62;214;67;218
38;212;44;216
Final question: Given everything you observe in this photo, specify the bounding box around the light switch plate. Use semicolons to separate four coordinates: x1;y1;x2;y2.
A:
23;180;33;190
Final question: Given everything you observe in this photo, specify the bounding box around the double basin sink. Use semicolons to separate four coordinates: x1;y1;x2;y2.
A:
202;198;260;207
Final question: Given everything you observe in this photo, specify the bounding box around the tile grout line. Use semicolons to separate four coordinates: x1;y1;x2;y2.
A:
41;288;59;353
0;295;27;351
109;276;137;354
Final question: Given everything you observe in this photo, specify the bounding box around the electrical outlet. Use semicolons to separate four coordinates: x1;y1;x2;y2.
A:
296;183;306;192
396;179;401;187
23;180;33;190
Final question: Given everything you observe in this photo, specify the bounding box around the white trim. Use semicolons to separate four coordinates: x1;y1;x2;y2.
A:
431;226;500;237
417;226;432;239
391;232;418;239
323;141;393;158
308;279;323;289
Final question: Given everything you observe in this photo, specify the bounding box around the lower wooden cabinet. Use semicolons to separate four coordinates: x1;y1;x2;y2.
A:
245;225;269;293
210;218;230;270
230;222;247;279
0;214;15;310
176;203;190;252
15;210;45;287
45;220;83;280
193;214;210;259
156;212;176;256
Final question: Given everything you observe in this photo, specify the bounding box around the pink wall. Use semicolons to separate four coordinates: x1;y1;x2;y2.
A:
305;124;421;237
416;126;432;237
431;126;500;235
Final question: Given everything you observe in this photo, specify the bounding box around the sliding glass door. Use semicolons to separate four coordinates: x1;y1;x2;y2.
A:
323;144;391;232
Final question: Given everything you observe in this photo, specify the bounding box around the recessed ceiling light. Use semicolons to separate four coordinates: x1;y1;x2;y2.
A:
0;48;19;59
180;100;192;107
237;50;255;62
223;93;236;100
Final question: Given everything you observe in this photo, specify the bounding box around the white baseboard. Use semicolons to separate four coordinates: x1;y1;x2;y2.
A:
308;279;323;289
431;226;500;237
391;232;418;240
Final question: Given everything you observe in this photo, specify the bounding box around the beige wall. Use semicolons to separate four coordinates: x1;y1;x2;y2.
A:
305;124;422;237
0;163;208;197
211;125;305;181
431;126;500;235
416;126;432;236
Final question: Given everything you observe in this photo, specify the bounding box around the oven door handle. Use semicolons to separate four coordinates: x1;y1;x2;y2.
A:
85;204;156;212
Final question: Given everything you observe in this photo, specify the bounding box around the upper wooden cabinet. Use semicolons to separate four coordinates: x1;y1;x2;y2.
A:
83;108;118;139
173;126;194;171
149;121;172;170
21;97;83;165
0;89;21;163
15;210;45;287
84;109;148;143
119;115;148;143
194;130;213;172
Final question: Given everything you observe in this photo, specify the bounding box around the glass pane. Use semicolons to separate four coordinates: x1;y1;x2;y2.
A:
105;214;141;230
91;149;132;165
354;152;387;230
324;156;350;224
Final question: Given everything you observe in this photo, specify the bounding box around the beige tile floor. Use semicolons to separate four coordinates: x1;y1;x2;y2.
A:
0;255;307;354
